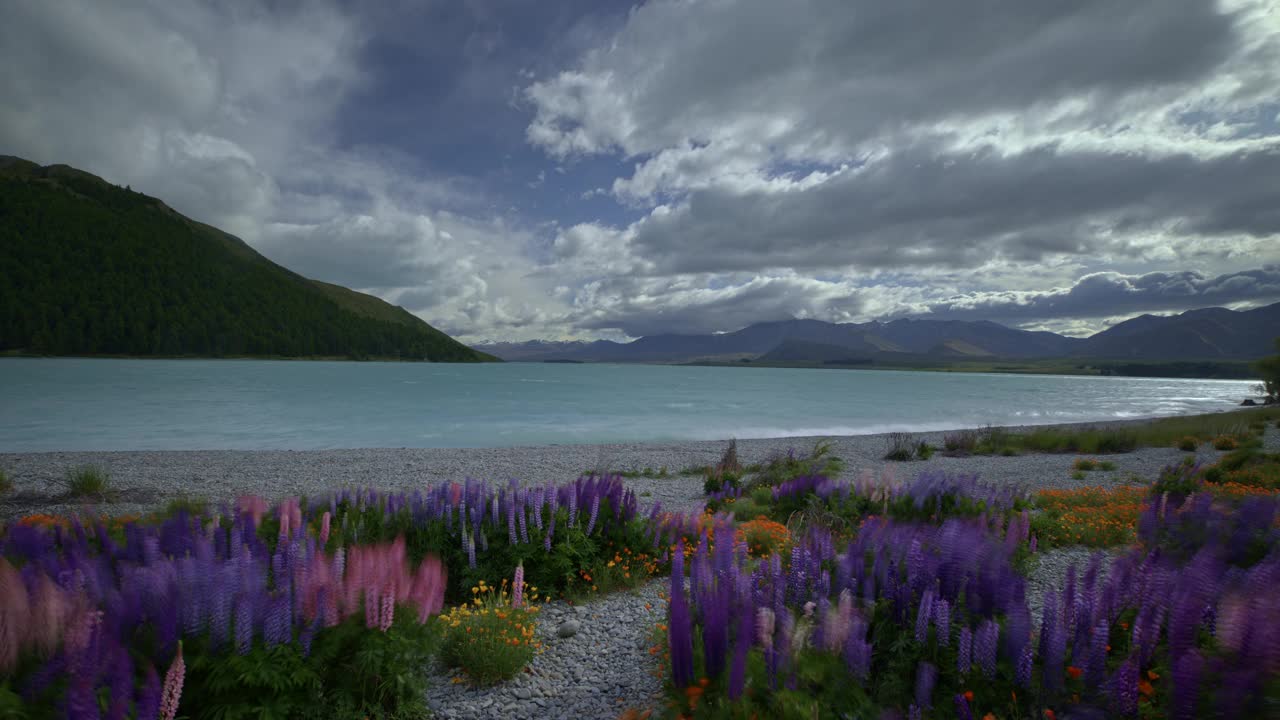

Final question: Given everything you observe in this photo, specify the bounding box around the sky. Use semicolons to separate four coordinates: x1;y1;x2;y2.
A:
3;0;1280;343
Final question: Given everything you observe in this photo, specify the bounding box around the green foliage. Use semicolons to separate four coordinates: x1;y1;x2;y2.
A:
65;465;112;499
1253;337;1280;401
0;468;11;495
0;168;490;361
1153;457;1201;497
883;433;933;461
183;613;437;720
748;440;843;489
1177;436;1200;451
0;682;27;720
163;495;210;517
439;591;539;685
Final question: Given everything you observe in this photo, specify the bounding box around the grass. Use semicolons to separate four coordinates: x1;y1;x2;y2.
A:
65;465;114;500
0;468;11;495
163;495;209;516
942;407;1280;457
1072;458;1117;472
883;432;934;461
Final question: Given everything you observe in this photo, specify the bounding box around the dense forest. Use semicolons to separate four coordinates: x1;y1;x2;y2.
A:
0;157;495;362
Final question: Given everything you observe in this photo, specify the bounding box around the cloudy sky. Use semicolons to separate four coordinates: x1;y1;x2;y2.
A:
4;0;1280;342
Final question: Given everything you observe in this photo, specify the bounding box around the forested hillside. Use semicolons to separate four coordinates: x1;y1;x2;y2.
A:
0;156;494;361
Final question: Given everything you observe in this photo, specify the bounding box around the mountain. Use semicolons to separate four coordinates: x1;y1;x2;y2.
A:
479;303;1280;364
0;156;495;362
1075;304;1280;360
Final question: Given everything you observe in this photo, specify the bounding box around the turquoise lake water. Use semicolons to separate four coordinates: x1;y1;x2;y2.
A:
0;358;1259;451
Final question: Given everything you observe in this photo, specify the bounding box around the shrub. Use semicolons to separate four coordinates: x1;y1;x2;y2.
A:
1072;458;1099;471
915;441;935;460
1213;435;1240;451
884;432;916;461
439;576;541;684
0;468;11;495
1176;436;1199;451
163;495;209;516
65;465;113;499
942;429;978;455
735;516;790;558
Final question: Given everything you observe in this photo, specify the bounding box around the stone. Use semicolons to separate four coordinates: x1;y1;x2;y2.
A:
556;620;581;638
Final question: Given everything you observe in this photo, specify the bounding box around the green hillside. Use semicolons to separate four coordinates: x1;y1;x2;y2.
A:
0;156;497;362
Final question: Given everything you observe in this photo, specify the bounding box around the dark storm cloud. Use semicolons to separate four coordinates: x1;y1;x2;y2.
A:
627;145;1280;275
927;267;1280;322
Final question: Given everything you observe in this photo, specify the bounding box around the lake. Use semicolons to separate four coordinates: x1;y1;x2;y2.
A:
0;358;1259;451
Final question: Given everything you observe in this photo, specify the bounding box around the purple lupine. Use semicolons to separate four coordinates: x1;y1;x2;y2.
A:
466;531;477;569
234;594;254;655
1086;618;1109;689
586;494;600;535
668;539;694;688
727;601;752;700
1015;642;1034;688
1171;649;1203;720
136;662;162;720
914;661;937;709
517;503;529;544
1107;653;1139;717
957;625;972;675
914;588;934;643
544;507;557;552
106;643;133;720
507;500;518;545
1041;592;1065;694
932;598;950;647
975;620;999;679
264;596;291;647
955;694;974;720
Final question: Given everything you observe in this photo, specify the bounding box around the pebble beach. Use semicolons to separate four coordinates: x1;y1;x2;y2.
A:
2;415;1276;719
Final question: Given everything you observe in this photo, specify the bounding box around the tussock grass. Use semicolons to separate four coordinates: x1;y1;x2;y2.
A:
0;468;11;495
65;465;114;500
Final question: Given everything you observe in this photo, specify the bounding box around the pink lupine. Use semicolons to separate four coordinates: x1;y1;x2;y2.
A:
512;563;525;608
236;495;269;525
319;511;332;546
757;607;776;650
159;642;185;720
379;592;395;632
410;555;447;621
29;574;70;658
0;558;31;673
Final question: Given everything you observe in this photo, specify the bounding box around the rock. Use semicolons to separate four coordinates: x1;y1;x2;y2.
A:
556;620;581;638
1241;398;1259;406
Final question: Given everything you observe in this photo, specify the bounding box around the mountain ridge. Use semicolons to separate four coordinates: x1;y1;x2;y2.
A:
0;155;496;362
478;303;1280;364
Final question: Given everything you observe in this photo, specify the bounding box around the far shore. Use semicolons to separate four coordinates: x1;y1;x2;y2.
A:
3;405;1277;523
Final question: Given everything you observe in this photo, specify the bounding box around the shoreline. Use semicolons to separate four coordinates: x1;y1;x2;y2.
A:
4;407;1275;522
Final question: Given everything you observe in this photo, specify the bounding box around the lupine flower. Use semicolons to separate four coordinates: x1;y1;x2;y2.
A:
915;661;937;709
932;598;950;647
914;589;934;643
957;626;972;675
1107;653;1139;717
975;620;999;679
234;595;254;655
586;494;600;535
512;563;524;608
757;607;776;650
668;540;694;688
319;511;331;546
1171;649;1203;720
1015;643;1033;687
955;693;974;720
160;643;185;720
0;558;31;673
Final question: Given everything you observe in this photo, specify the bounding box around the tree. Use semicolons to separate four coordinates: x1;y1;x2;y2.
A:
1254;337;1280;402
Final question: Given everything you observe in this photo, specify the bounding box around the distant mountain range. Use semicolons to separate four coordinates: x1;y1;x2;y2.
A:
0;156;494;362
477;303;1280;365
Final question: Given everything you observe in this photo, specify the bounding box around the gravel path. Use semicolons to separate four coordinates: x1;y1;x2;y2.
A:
426;581;667;720
3;417;1275;720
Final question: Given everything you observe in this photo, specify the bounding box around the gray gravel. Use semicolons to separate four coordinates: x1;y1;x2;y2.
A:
5;417;1272;521
425;580;667;720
